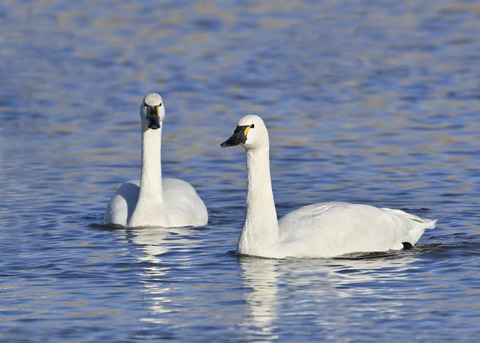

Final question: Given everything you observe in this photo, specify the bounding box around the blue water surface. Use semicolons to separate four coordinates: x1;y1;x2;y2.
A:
1;0;480;342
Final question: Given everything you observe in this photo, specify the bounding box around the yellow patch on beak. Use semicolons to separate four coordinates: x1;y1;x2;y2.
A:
244;125;251;136
157;106;161;118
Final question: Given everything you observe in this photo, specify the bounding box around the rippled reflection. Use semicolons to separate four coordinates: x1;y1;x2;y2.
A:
239;257;280;340
123;226;194;323
238;252;426;337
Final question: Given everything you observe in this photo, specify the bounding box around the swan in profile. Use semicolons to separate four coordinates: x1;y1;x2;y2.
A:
221;114;436;258
104;93;208;228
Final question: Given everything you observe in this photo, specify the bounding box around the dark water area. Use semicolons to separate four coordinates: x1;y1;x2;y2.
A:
1;0;480;341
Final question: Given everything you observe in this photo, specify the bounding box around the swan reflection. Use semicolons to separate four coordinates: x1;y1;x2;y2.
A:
126;226;195;323
238;256;280;333
238;251;421;335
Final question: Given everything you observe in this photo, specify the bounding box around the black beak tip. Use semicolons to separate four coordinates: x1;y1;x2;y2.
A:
149;124;161;130
148;118;161;130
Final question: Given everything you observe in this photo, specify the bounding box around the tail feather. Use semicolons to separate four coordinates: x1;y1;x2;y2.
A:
405;217;437;245
383;208;437;246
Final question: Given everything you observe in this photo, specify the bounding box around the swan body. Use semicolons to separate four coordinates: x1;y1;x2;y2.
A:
221;114;436;258
104;93;208;228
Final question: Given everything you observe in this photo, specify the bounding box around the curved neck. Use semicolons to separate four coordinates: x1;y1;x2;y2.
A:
238;146;279;256
128;124;166;227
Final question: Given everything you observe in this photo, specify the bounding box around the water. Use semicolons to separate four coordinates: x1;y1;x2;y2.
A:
1;0;480;341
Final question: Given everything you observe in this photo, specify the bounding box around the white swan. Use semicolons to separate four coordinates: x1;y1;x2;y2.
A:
104;93;208;228
221;114;436;258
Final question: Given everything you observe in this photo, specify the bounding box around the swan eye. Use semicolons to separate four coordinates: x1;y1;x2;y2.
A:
244;124;255;136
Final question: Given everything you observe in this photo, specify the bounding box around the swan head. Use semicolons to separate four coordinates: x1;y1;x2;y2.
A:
221;114;268;150
140;93;165;130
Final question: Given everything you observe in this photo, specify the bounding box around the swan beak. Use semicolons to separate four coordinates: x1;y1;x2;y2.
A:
146;105;161;130
221;125;249;147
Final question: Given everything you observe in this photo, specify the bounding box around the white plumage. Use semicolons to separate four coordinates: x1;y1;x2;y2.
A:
104;93;208;228
221;114;436;258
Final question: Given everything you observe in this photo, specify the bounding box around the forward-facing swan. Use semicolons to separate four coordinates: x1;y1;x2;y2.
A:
221;114;436;258
104;93;208;228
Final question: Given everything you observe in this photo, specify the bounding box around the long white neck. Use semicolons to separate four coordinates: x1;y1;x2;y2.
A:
128;123;167;227
238;145;279;256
